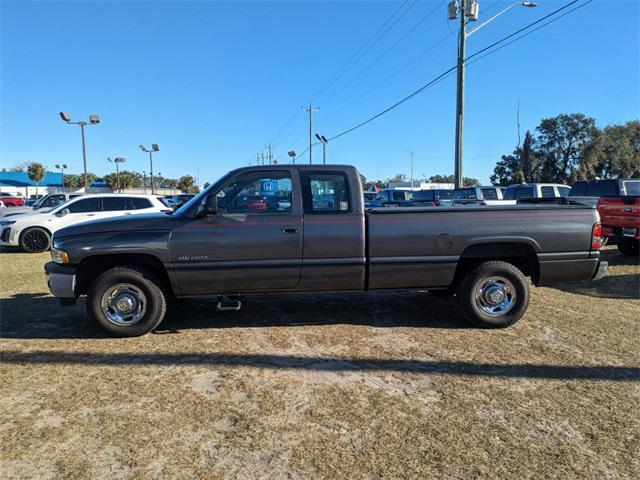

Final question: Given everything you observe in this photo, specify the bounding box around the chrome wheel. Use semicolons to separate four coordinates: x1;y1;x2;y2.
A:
101;283;147;326
475;276;517;317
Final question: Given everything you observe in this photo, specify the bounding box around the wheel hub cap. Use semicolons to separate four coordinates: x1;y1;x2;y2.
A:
101;284;147;326
475;276;517;317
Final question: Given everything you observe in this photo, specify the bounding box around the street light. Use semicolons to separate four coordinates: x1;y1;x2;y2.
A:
54;164;68;190
287;151;297;164
315;134;329;164
59;112;100;191
107;157;126;192
447;0;536;188
397;144;415;189
139;144;159;194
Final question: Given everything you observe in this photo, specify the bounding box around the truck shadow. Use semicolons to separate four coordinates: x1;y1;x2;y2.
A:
0;291;469;340
1;349;638;382
549;273;640;300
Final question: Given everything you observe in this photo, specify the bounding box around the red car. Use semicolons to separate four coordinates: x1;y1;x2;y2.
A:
0;195;25;207
597;195;640;256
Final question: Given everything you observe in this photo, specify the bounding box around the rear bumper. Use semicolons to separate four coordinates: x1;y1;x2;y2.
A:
537;257;607;286
44;261;77;303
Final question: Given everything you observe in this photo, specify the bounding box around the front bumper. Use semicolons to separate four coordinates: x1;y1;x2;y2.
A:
44;261;77;304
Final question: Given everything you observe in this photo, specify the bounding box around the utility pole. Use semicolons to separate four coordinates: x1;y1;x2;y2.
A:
449;0;536;188
397;144;415;189
59;112;100;192
315;134;329;165
305;104;319;164
268;144;273;165
453;0;468;189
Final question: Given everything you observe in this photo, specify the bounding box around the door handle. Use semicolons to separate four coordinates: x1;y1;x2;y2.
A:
281;227;299;234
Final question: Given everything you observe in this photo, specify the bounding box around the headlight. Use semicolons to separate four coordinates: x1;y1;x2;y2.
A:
51;248;70;264
0;220;16;228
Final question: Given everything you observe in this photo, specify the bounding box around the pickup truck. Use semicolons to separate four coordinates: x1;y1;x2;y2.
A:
597;195;639;256
452;186;512;205
45;165;608;337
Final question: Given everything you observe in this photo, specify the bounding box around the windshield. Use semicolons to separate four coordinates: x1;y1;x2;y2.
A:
623;180;640;195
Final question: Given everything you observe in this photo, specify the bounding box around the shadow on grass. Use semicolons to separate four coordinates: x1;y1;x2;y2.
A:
0;349;638;382
0;291;470;340
550;273;640;300
600;248;640;267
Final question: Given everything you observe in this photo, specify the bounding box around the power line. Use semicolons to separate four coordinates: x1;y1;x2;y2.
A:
317;30;457;125
310;0;418;104
318;0;446;108
327;0;591;142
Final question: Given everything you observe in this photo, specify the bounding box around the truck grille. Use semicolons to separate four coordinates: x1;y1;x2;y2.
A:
1;227;10;242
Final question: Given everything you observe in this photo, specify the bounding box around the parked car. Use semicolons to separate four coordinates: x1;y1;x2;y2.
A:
44;164;607;337
165;194;195;209
503;183;571;201
0;194;170;253
597;195;639;256
452;186;513;205
568;178;640;205
405;189;452;207
0;192;84;218
0;195;25;207
367;189;413;207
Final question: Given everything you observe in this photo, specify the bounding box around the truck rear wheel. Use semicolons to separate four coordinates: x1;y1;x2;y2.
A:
87;267;166;337
457;261;529;328
617;239;639;257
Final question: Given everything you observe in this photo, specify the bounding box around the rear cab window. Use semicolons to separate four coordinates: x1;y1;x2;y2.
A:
453;188;476;200
301;171;351;214
541;186;556;198
623;181;640;195
481;188;498;200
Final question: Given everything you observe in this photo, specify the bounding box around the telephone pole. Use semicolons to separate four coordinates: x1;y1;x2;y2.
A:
305;104;319;164
453;0;468;189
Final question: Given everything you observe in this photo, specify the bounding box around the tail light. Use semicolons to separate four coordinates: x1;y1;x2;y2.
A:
591;223;603;250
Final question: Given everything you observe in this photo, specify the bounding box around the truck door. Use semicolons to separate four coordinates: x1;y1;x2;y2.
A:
297;170;366;291
169;170;303;294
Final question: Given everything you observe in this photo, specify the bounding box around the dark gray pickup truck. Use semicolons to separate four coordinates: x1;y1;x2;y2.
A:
45;165;607;337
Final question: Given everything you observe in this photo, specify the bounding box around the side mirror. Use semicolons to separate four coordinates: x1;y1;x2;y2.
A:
57;208;70;217
197;195;218;217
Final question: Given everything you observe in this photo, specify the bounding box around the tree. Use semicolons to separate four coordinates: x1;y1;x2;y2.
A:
27;162;46;196
177;175;196;194
427;174;478;186
535;113;597;182
64;174;80;188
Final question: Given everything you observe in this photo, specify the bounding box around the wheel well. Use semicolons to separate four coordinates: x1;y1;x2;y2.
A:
452;243;539;287
75;254;173;296
20;225;52;237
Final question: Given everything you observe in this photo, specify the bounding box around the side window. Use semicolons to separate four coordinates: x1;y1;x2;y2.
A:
541;186;556;198
481;188;498;200
103;197;128;211
514;187;534;199
302;172;351;214
557;186;571;197
67;197;102;213
42;195;66;208
392;191;406;201
129;198;153;210
216;171;292;215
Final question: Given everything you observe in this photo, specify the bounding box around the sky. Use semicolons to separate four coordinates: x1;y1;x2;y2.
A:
1;0;638;185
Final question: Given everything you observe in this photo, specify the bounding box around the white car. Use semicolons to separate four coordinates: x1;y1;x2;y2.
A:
0;194;170;253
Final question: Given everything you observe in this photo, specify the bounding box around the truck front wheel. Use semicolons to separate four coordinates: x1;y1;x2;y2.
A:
457;261;530;328
87;267;167;337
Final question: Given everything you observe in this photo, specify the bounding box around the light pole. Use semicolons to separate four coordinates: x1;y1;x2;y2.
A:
139;144;159;194
288;150;297;164
107;157;126;192
54;164;67;191
142;171;147;194
59;112;100;192
315;134;329;164
447;0;536;188
397;144;415;189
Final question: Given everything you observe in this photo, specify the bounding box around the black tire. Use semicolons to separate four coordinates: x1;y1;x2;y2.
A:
19;227;51;253
457;261;530;328
87;267;167;337
617;239;639;257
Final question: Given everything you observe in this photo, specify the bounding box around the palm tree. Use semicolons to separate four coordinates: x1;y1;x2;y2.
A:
27;162;46;197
